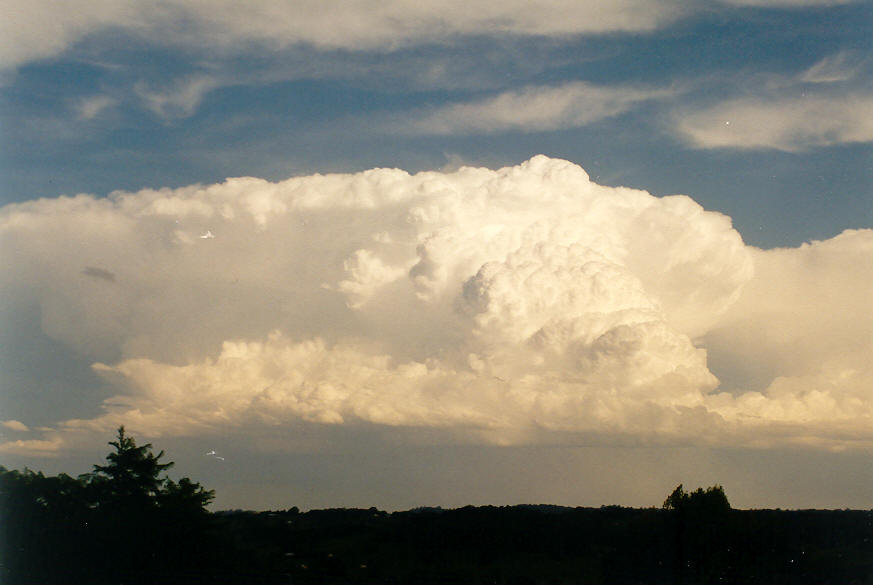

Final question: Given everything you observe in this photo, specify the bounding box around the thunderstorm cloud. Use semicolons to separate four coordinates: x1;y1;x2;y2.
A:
1;157;870;454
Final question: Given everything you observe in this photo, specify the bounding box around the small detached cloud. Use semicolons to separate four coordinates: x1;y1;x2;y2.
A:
136;75;223;120
0;436;66;457
2;420;30;432
800;52;862;84
76;95;117;120
0;157;870;454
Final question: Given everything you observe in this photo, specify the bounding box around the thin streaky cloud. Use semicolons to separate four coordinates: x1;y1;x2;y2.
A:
0;0;685;70
3;0;854;72
398;82;677;135
76;95;117;120
800;52;862;84
136;75;224;120
673;92;873;151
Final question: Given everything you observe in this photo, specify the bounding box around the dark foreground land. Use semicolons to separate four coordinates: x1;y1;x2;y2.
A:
205;504;873;585
2;428;871;584
5;495;873;584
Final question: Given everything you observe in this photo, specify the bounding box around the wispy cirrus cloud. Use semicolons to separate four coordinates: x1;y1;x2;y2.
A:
0;0;686;70
800;52;862;83
136;75;224;120
672;51;873;151
5;0;858;73
75;95;117;120
673;93;873;151
397;82;676;135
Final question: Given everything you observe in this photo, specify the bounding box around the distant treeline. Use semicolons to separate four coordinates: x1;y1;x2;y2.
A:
2;429;872;585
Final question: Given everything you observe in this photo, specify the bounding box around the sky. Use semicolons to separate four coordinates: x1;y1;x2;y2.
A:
0;0;872;512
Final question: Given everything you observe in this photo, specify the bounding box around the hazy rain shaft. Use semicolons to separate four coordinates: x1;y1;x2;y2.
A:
2;156;871;454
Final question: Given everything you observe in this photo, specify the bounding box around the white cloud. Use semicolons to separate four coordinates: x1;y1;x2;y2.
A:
0;156;751;449
136;75;223;119
0;0;685;70
706;230;873;388
0;0;143;69
0;436;65;457
704;229;873;446
0;157;870;453
6;0;858;71
800;52;861;84
76;95;117;120
402;82;674;135
2;420;30;432
673;93;873;151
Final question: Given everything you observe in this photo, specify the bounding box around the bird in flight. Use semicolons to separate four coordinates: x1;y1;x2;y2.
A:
200;230;215;239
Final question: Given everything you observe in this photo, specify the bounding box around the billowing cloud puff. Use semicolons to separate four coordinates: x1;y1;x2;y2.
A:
1;157;870;454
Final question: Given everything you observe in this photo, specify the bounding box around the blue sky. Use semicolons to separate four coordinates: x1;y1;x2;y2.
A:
1;1;872;510
3;1;871;246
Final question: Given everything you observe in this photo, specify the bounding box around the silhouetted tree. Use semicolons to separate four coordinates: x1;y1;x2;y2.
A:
84;426;215;584
91;425;174;503
0;427;216;585
663;483;730;513
663;484;732;583
663;483;688;511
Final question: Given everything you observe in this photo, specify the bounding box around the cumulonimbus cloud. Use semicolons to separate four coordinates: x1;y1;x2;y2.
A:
1;156;870;455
